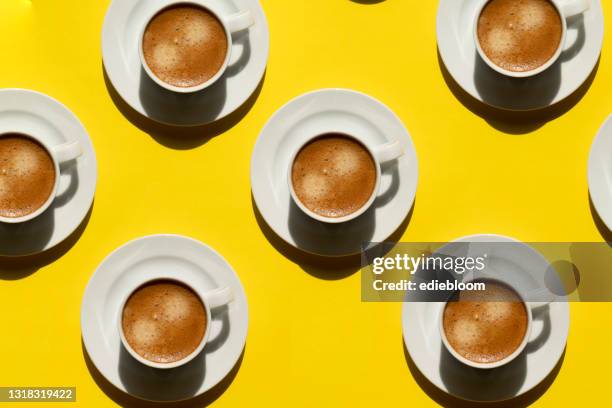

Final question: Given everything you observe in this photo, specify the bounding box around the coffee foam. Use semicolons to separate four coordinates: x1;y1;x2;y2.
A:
122;281;207;364
151;42;180;72
183;18;213;46
161;291;191;322
519;2;547;30
130;318;161;346
443;281;528;364
485;27;516;55
0;135;56;218
447;318;482;348
143;5;228;88
291;135;377;219
477;0;562;72
299;173;332;203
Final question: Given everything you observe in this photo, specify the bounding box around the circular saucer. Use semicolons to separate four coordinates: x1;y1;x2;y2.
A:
402;235;570;402
102;0;269;126
588;115;612;232
81;234;248;402
250;89;419;257
437;0;604;111
0;89;97;257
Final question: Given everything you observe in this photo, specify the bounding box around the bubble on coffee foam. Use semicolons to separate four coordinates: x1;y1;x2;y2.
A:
332;148;360;177
162;292;190;322
152;42;180;70
485;27;516;55
183;19;213;46
131;318;160;346
300;173;331;201
518;3;547;31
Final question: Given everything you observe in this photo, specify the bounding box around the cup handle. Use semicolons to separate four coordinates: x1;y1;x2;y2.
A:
225;10;255;34
51;140;82;166
203;287;234;309
372;139;404;164
559;0;589;19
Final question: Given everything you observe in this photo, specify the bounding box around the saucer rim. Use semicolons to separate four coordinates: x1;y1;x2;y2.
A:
0;88;98;257
401;234;570;403
80;233;249;402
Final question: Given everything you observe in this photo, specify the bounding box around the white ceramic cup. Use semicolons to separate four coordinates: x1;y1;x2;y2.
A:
139;0;255;93
288;133;404;224
473;0;590;78
0;132;82;224
439;279;549;369
118;277;234;370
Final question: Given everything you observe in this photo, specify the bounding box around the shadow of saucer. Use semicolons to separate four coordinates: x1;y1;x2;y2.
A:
589;194;612;243
438;17;598;136
82;338;244;407
350;0;386;4
251;193;413;280
403;339;565;407
0;203;93;280
103;59;265;150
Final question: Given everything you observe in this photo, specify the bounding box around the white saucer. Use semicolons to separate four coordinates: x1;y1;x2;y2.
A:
102;0;269;126
588;115;612;232
437;0;604;111
402;235;570;402
81;235;248;402
0;89;97;257
250;89;419;257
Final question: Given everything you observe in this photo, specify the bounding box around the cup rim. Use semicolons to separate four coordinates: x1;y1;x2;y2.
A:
287;132;382;224
438;277;533;370
138;0;233;94
473;0;568;78
117;276;212;370
0;131;60;224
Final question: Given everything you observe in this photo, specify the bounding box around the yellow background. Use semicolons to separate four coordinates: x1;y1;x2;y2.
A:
1;0;611;406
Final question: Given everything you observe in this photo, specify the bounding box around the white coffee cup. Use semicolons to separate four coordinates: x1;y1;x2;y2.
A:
288;133;404;224
118;277;234;370
139;0;255;93
0;132;82;224
439;279;549;369
473;0;590;78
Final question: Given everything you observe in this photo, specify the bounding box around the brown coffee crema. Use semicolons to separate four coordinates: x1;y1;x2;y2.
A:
122;280;207;364
443;280;528;364
143;5;228;88
477;0;563;72
0;134;56;218
291;134;377;218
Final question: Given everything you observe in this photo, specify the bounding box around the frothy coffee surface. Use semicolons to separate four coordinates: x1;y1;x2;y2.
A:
122;281;207;364
477;0;562;72
443;281;528;364
291;134;377;218
0;134;55;218
143;5;228;88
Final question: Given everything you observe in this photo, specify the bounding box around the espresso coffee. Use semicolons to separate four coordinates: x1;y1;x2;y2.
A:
0;134;56;218
443;281;528;364
477;0;563;72
143;5;228;88
122;280;207;364
291;134;377;218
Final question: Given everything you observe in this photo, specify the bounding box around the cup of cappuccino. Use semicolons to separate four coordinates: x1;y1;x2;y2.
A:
474;0;590;78
139;1;254;93
0;132;82;224
439;279;548;369
118;277;233;369
288;133;404;224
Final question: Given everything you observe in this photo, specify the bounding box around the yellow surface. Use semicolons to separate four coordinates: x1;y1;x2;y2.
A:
0;0;611;406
